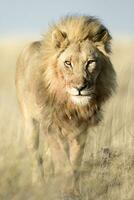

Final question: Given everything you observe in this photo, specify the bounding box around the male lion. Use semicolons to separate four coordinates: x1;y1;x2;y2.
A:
16;15;116;198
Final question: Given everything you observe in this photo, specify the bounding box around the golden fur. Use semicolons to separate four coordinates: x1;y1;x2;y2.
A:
16;15;116;196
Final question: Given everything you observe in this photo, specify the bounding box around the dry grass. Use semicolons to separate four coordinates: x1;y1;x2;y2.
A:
0;38;134;200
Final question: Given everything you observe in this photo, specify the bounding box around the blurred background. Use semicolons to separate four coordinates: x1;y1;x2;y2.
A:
0;0;134;199
1;0;134;38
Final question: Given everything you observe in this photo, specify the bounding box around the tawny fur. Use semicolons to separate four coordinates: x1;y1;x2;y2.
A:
16;15;116;196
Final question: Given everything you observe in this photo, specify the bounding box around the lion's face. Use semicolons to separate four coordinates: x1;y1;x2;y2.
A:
57;40;102;106
43;21;116;115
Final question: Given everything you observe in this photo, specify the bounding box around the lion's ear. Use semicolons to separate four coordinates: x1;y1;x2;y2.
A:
52;29;67;48
92;27;112;53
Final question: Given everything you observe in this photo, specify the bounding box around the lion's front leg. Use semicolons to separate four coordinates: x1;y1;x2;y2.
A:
69;135;87;171
24;118;44;184
43;132;78;196
42;127;87;198
66;133;88;196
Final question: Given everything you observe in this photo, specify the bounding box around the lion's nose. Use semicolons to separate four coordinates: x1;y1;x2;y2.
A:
75;84;87;94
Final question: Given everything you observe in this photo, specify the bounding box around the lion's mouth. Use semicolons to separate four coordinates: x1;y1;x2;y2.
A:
67;87;95;105
70;94;91;105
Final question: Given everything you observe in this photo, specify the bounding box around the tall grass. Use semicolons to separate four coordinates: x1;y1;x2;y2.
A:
0;38;134;200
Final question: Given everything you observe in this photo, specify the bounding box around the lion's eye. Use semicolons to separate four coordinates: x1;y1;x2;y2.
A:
86;60;96;72
87;60;96;66
64;61;72;68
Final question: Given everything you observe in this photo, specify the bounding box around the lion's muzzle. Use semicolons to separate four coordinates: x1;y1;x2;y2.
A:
67;83;94;105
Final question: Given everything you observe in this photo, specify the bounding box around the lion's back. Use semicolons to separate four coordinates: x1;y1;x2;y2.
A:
16;41;42;120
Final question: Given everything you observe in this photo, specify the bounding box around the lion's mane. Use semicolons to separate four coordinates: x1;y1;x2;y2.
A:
35;15;116;124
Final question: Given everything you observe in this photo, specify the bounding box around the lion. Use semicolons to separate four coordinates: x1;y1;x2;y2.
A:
16;15;116;198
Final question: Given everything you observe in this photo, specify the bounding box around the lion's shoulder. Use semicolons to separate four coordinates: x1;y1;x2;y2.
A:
16;40;42;78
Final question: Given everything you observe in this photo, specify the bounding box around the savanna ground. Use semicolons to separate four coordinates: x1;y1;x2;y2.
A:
0;38;134;200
